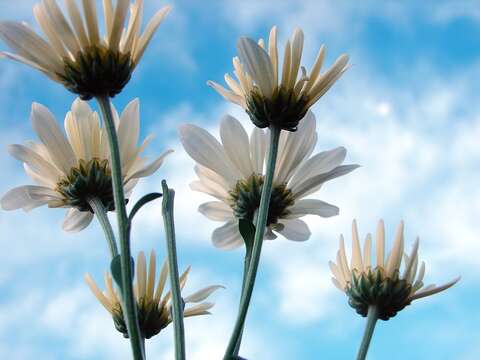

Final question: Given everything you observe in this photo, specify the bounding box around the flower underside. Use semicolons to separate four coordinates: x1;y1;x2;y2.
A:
56;158;117;212
58;45;133;100
111;299;170;340
229;174;294;226
346;267;412;321
246;87;309;131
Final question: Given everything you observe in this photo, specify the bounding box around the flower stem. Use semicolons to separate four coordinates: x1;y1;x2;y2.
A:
161;180;186;360
88;197;118;259
224;126;282;359
232;250;251;356
96;97;145;360
356;305;379;360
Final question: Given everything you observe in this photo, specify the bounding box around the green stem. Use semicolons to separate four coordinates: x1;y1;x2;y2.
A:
161;180;186;360
356;305;379;360
88;197;118;259
96;97;145;360
224;126;282;359
232;251;251;356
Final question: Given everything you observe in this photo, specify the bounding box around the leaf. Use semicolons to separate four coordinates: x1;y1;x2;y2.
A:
238;219;256;256
110;255;135;293
128;192;162;224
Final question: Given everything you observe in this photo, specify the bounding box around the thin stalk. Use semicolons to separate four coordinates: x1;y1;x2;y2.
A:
96;97;145;360
356;305;379;360
88;197;118;259
224;126;282;359
161;180;186;360
232;251;251;356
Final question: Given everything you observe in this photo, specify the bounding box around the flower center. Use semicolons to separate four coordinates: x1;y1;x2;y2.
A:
229;174;295;226
111;299;170;339
245;86;310;132
56;158;116;212
58;45;133;100
346;267;413;321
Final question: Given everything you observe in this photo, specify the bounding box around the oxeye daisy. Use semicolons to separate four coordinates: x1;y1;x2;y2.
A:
179;112;358;249
208;26;349;131
330;220;460;321
0;0;171;100
1;98;172;232
85;250;224;339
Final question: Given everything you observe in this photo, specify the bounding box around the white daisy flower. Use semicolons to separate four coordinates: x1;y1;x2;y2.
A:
85;250;224;339
0;0;171;99
1;98;172;232
179;112;358;249
208;26;349;131
330;220;460;320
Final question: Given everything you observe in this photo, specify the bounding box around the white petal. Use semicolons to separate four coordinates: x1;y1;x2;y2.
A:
212;221;243;250
83;0;100;45
237;37;276;98
250;127;267;174
268;26;278;84
278;219;311;241
43;0;80;53
386;221;404;277
376;219;385;268
207;80;245;106
287;199;339;218
289;146;347;189
183;302;214;317
7;144;61;184
133;5;171;64
190;180;229;202
291;164;360;199
108;0;129;51
308;54;349;106
118;99;140;168
31;103;76;174
287;28;304;90
179;124;239;185
65;0;89;48
184;285;224;303
63;208;93;232
198;201;233;221
126;149;173;180
1;185;49;211
220;115;253;177
351;220;363;272
0;21;62;73
410;277;460;301
275;112;316;183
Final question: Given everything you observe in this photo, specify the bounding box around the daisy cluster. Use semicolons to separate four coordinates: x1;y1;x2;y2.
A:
0;2;459;360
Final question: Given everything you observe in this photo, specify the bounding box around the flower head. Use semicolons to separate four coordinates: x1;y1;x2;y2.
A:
0;0;171;99
85;250;223;339
208;26;349;131
1;98;172;232
330;220;460;320
179;112;358;249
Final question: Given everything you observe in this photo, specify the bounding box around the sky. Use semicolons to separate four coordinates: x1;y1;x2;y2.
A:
0;0;479;359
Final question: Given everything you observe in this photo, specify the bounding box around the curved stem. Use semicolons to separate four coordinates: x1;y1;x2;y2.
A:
97;97;145;360
356;305;379;360
224;126;281;359
161;180;186;360
88;197;118;259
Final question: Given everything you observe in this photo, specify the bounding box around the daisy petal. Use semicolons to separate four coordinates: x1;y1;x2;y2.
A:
31;103;76;174
278;218;311;241
237;37;276;98
212;221;243;249
63;208;94;232
287;199;339;218
198;201;233;221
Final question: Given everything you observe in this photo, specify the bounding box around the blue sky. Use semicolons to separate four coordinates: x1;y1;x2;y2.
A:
0;1;479;359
